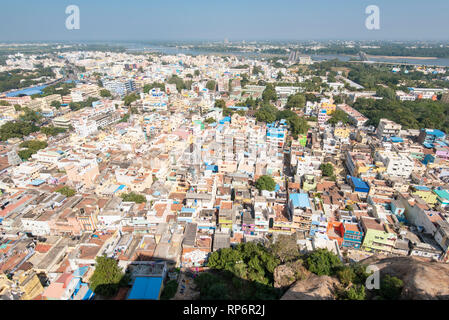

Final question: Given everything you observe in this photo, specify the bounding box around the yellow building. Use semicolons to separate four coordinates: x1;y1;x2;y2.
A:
334;127;351;139
321;102;336;114
412;186;438;205
354;161;386;177
13;270;44;300
0;273;13;297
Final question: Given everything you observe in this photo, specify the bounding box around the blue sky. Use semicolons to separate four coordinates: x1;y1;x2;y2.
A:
0;0;448;41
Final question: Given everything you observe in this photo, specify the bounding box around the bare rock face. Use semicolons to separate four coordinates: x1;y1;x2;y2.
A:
281;254;449;300
361;254;449;300
274;260;310;289
281;274;339;300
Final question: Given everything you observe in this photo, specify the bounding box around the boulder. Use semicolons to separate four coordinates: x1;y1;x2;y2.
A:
281;274;339;300
361;254;449;300
274;260;310;289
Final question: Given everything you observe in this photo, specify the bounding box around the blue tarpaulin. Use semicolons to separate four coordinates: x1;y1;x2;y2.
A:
114;185;126;193
127;277;163;300
289;193;311;209
30;179;45;186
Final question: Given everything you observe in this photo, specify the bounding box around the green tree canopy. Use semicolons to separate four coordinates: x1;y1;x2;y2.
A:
120;192;147;203
320;163;334;177
327;109;350;125
123;93;139;106
55;186;76;197
255;104;277;123
285;93;306;110
379;275;403;300
304;248;342;276
89;255;128;297
40;126;66;136
376;86;396;100
255;175;276;191
206;80;216;91
143;82;165;93
100;89;112;98
214;99;226;109
160;280;178;300
50;100;61;109
18;140;48;160
262;84;277;103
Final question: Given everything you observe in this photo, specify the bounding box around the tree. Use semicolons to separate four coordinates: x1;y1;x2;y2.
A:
56;186;76;197
262;84;277;103
194;70;200;77
285;94;306;110
379;275;403;300
255;175;276;192
288;115;309;136
320;163;334;177
120;192;147;203
119;113;130;123
0;120;40;141
160;280;178;300
206;80;216;91
252;66;263;76
277;71;284;80
100;89;112;98
89;255;128;297
204;117;216;124
20;107;42;123
333;95;344;104
168;75;187;92
376;86;397;100
269;234;301;263
50;100;61;109
240;73;249;88
255;104;277;123
18;140;48;160
214;99;226;109
337;284;366;300
143;82;165;93
41;126;66;136
304;249;342;276
327;110;350;125
123;93;139;106
18;149;34;161
305;93;320;103
337;266;356;287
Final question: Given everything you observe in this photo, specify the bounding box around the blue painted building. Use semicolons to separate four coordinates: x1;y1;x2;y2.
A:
348;176;370;193
342;223;364;249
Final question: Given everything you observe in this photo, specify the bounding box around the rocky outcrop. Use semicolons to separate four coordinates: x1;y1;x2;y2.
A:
281;255;449;300
361;254;449;300
281;274;339;300
274;260;311;289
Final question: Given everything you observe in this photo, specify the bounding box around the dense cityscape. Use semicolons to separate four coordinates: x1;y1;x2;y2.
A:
0;39;449;303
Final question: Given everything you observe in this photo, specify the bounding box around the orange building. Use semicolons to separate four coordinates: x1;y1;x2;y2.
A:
326;221;345;246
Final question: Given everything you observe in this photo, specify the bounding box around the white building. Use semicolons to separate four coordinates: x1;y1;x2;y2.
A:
375;151;414;178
